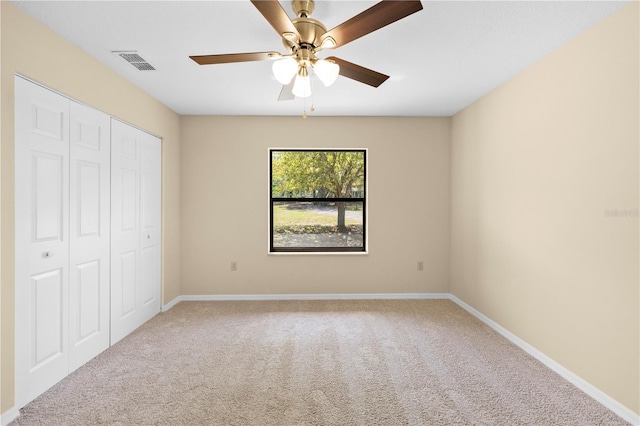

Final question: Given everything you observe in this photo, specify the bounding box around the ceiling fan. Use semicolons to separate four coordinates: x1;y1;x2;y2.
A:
189;0;423;101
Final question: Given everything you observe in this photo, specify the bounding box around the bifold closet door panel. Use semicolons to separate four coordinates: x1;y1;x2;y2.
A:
68;101;111;372
139;132;162;324
15;77;71;407
111;119;161;345
110;119;141;344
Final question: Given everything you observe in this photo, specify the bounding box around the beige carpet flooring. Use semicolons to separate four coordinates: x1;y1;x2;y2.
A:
12;299;629;425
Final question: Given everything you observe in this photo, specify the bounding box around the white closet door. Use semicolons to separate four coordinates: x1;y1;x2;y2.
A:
139;132;162;324
110;119;161;344
68;101;111;372
15;77;70;407
15;78;161;409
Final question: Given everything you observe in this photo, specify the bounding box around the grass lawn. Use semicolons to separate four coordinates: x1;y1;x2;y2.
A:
273;205;360;227
273;204;362;236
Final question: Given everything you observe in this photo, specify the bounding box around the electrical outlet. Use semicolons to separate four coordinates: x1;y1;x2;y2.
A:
231;261;238;272
417;261;424;271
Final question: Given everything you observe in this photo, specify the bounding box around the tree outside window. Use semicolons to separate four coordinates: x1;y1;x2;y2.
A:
270;149;367;253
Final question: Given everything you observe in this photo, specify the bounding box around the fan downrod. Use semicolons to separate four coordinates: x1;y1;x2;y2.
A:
292;0;314;17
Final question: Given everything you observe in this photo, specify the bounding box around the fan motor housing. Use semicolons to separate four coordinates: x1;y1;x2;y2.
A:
284;17;327;50
281;0;326;51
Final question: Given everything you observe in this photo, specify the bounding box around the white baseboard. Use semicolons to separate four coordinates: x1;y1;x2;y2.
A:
1;406;20;426
161;296;182;312
174;292;449;303
448;294;639;426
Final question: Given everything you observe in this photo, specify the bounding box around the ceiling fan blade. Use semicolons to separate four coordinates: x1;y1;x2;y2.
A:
190;52;280;65
325;57;389;88
278;81;295;101
250;0;301;43
321;0;423;49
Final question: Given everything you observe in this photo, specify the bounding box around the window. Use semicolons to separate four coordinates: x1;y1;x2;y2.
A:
270;149;367;253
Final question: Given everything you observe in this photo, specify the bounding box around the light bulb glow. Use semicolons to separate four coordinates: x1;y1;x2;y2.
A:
272;57;298;84
292;65;311;98
313;59;340;87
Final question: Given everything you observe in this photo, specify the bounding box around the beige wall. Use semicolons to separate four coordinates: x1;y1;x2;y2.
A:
180;116;450;296
450;2;639;414
0;3;182;412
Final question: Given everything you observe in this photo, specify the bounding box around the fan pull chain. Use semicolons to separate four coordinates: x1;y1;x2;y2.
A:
301;69;317;118
310;72;315;113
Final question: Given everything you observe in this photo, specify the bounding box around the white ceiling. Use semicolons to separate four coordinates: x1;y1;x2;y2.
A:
13;0;627;117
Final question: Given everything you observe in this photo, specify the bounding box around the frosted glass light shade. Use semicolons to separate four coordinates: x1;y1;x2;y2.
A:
314;59;340;87
272;58;298;84
292;74;311;98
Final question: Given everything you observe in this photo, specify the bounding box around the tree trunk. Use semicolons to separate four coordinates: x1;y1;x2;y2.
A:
337;202;348;233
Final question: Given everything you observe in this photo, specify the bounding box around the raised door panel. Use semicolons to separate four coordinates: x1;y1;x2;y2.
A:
139;246;157;307
120;250;138;317
15;76;70;408
31;153;64;242
30;269;64;368
121;170;138;232
75;261;101;340
77;161;101;236
69;101;111;372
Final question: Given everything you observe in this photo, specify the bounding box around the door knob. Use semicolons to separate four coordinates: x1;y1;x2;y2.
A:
42;251;53;258
147;234;151;239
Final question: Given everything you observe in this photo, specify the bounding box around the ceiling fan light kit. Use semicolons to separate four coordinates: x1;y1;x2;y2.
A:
273;57;339;95
313;59;340;87
292;64;311;98
189;0;423;103
272;57;298;84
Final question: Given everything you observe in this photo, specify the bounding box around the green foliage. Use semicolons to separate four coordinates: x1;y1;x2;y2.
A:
272;151;365;198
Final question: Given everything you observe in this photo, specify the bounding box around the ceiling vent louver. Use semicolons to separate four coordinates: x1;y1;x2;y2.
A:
113;51;156;71
131;62;156;71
